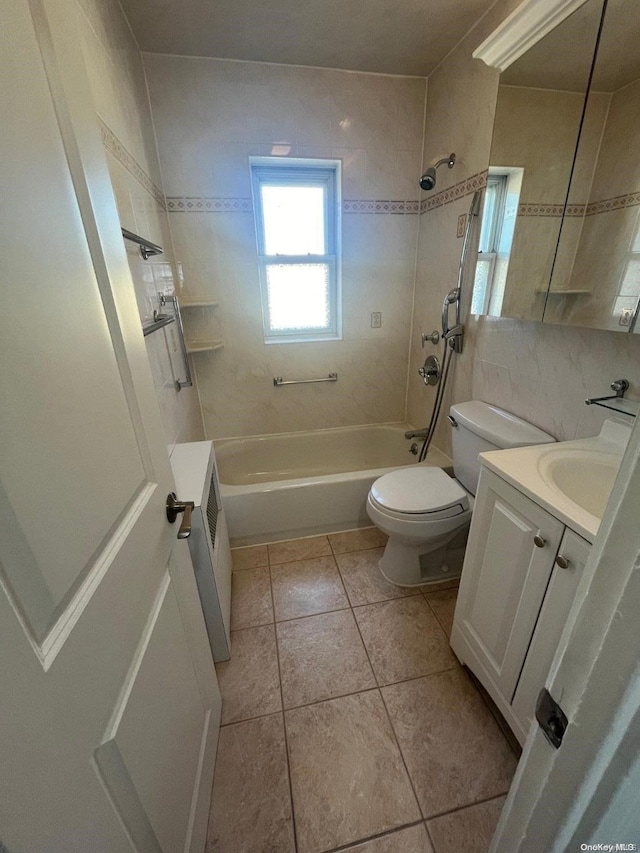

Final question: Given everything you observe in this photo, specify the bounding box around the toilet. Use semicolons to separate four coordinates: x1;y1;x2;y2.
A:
366;401;555;586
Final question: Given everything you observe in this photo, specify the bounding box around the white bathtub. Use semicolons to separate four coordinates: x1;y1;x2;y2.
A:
214;424;452;546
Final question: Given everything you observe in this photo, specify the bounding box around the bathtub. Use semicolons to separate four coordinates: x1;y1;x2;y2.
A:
214;424;452;546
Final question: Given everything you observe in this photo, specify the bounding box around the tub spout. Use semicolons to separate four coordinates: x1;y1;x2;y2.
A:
404;428;428;440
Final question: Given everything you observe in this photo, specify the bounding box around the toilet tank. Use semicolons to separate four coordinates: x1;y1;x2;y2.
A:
450;401;555;495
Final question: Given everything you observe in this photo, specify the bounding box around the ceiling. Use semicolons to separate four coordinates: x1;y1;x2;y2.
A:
119;0;497;77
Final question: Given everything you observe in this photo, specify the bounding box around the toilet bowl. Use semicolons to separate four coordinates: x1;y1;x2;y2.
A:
366;401;556;586
366;466;472;586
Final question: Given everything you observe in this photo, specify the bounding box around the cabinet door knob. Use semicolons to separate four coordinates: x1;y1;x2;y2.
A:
533;533;546;548
555;554;570;569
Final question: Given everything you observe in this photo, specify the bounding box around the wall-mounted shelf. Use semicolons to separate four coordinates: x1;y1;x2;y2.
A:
186;339;224;354
180;299;219;309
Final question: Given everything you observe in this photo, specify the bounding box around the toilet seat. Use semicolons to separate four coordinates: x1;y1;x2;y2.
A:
370;467;469;518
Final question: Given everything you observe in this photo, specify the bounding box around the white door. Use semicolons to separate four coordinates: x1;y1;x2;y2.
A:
0;1;220;851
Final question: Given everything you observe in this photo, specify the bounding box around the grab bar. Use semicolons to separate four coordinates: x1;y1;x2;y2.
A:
273;373;338;387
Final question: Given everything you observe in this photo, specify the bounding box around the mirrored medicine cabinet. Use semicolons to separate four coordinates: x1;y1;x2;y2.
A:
472;0;640;333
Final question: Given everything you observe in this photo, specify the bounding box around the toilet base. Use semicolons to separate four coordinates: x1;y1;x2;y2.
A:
378;529;468;587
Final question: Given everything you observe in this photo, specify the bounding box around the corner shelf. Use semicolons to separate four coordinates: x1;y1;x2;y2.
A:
586;397;638;418
535;289;591;296
180;299;219;309
186;339;224;354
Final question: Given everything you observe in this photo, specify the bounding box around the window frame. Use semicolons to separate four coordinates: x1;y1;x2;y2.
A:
250;157;342;344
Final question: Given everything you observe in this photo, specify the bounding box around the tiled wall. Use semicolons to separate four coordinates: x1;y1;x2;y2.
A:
492;87;609;321
408;0;640;456
143;55;426;439
73;0;204;452
560;78;640;329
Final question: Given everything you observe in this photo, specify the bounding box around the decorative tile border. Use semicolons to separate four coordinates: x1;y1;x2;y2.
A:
99;118;165;208
518;202;566;218
343;199;420;215
166;197;252;213
166;197;423;215
163;173;491;217
420;171;488;214
585;191;640;216
516;191;640;219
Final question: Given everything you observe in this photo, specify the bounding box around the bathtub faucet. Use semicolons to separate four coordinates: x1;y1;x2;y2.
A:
404;427;428;440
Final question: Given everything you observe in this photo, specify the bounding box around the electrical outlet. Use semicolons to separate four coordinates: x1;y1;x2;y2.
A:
619;308;634;327
371;312;382;328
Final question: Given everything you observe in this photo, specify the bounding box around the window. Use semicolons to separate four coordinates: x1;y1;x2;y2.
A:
250;158;341;343
472;169;522;316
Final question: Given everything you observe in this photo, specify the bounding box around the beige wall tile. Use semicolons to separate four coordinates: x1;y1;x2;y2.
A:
410;0;640;450
75;0;204;450
144;54;426;438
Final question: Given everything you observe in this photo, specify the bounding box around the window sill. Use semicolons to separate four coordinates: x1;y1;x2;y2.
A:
264;334;342;345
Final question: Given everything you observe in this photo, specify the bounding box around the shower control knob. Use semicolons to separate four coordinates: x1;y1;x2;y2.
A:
533;534;546;548
418;355;440;386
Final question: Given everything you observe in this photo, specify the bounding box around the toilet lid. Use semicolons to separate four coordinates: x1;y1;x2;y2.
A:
371;467;468;514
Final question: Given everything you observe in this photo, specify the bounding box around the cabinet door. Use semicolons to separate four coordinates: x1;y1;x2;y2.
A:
511;528;590;733
453;468;564;701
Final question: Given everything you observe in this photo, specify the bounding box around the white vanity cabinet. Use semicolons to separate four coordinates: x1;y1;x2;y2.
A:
450;467;590;744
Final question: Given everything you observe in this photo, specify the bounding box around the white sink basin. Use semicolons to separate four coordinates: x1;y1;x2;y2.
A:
479;416;632;542
537;448;621;519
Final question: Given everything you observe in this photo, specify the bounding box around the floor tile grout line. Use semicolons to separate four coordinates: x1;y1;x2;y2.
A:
421;594;454;640
320;818;427;853
268;561;300;853
377;680;426;821
219;666;465;728
347;591;381;690
423;790;510;824
424;818;438;852
229;618;276;633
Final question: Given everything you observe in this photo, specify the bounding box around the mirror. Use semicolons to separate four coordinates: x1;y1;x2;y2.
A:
544;0;640;331
471;0;605;322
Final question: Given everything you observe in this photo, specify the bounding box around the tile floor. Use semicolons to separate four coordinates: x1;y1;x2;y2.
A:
208;528;518;853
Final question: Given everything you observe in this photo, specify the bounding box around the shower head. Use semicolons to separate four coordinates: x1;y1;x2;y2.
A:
419;152;456;192
419;167;437;192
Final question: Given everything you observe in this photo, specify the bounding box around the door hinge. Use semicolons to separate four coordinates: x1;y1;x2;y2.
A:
535;688;568;749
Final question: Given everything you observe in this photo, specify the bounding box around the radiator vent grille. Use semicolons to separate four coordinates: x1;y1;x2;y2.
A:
207;475;219;550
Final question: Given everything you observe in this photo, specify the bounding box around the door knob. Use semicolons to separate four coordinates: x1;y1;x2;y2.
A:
533;533;546;548
166;492;194;539
555;554;570;569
